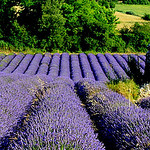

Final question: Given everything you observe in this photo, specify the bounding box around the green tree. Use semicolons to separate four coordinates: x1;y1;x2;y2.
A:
62;0;122;52
120;23;150;52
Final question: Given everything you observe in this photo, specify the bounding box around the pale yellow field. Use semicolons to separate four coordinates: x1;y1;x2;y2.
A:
115;12;150;30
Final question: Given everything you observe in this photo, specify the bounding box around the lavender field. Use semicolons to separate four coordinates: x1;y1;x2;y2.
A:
0;53;149;150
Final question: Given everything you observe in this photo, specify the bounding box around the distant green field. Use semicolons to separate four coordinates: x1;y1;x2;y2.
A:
115;4;150;17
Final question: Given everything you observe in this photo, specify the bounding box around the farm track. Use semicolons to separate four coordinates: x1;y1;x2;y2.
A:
0;53;146;82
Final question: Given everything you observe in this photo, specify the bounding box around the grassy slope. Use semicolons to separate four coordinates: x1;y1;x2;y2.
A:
114;4;150;30
115;4;150;17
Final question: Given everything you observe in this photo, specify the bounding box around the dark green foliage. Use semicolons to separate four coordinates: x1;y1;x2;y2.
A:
97;0;116;8
126;11;135;15
120;23;150;52
62;0;121;52
142;13;150;20
0;0;122;53
127;55;144;85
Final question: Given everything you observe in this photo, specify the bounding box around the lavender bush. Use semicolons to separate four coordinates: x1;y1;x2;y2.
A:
0;54;6;62
0;54;16;71
48;53;60;79
0;74;50;148
59;53;70;78
37;54;51;75
8;78;105;150
113;54;130;74
13;54;34;74
88;53;108;82
77;79;150;150
78;53;95;79
97;53;116;80
70;54;82;82
105;53;129;79
25;54;43;75
2;53;25;73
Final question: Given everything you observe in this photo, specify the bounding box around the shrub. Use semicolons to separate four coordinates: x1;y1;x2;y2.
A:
142;13;150;21
107;79;140;103
120;23;150;52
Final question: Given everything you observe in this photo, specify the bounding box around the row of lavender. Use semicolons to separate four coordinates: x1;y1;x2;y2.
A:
0;53;146;81
0;75;105;149
77;79;150;150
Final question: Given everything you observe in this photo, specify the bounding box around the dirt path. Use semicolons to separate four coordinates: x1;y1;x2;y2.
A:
115;12;150;30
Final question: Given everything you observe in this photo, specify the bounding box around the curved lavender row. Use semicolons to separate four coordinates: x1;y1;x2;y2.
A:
78;53;95;79
0;54;6;62
59;53;70;78
97;53;116;80
36;64;49;75
129;54;145;70
24;54;43;75
70;54;82;82
48;53;60;79
138;55;146;61
0;54;16;71
11;78;105;150
13;54;34;74
121;54;144;73
113;54;130;74
40;53;51;64
105;53;129;79
137;97;150;109
121;54;128;62
77;79;150;150
2;53;25;73
37;54;51;75
0;74;49;148
88;53;109;82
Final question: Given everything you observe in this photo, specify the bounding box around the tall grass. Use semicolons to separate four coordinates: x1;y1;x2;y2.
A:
115;4;150;17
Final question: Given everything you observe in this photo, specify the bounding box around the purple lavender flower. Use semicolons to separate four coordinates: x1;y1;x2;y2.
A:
25;54;43;75
79;53;95;79
0;74;49;148
113;54;130;74
105;53;129;79
70;54;82;82
13;54;34;74
37;54;51;75
59;53;70;78
88;53;108;82
2;53;25;73
0;54;6;62
48;53;60;79
0;54;16;71
139;55;146;61
97;53;116;80
77;79;150;150
8;78;105;150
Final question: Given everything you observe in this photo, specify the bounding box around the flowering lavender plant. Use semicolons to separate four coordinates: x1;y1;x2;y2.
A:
105;53;129;79
78;53;95;79
13;54;34;74
88;53;108;82
70;54;82;82
0;54;16;71
8;78;105;150
25;54;43;75
97;53;116;80
59;53;70;78
48;53;60;79
77;79;150;150
2;53;25;73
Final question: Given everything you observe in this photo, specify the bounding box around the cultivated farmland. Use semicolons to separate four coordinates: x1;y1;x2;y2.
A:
0;53;149;150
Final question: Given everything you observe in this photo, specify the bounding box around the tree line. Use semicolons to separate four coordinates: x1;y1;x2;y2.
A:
0;0;150;53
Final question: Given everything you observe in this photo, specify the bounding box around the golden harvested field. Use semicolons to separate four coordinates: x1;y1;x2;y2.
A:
115;12;150;30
